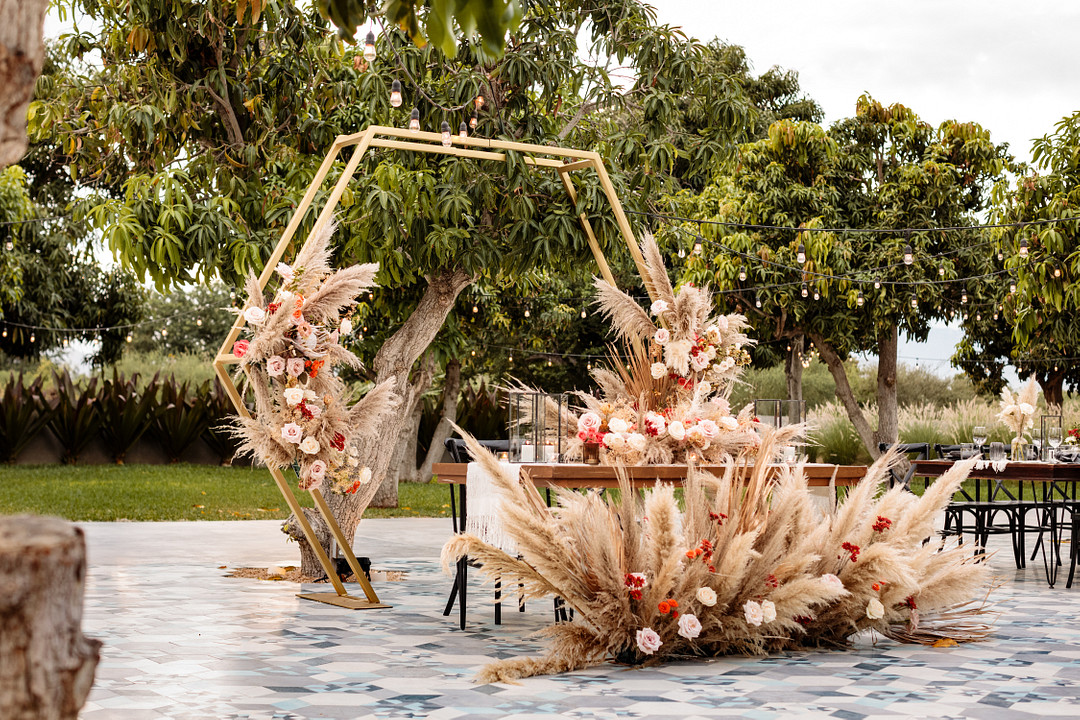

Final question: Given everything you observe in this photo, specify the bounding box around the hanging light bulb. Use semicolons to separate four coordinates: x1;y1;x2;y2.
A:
581;309;587;319
470;350;476;357
524;308;530;318
469;111;478;129
475;94;485;109
408;108;420;133
509;354;514;363
693;241;702;255
196;318;203;326
161;328;167;337
997;251;1004;261
458;121;467;138
738;267;747;282
363;31;377;62
797;244;806;264
1019;236;1029;256
938;266;945;277
903;244;913;265
1009;278;1017;294
4;241;11;251
976;313;982;321
993;312;999;320
801;283;808;298
390;80;402;108
874;279;881;290
472;304;478;313
440;121;452;147
813;290;820;301
755;294;762;309
961;292;968;304
910;294;918;309
856;291;864;307
1054;267;1062;278
1;328;6;338
547;358;553;367
126;333;132;343
677;247;685;258
587;362;592;370
62;337;68;348
29;333;35;343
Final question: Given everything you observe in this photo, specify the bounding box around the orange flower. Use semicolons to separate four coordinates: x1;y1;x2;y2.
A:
659;601;671;614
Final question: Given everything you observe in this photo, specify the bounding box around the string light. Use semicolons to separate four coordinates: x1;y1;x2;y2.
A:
408;108;420;133
903;244;914;265
997;252;1004;261
475;95;485;109
1009;278;1017;294
874;279;881;290
1054;267;1062;278
738;267;747;282
693;241;702;255
856;291;864;307
126;334;132;342
390;80;402;108
195;318;202;326
472;304;478;313
910;294;918;309
471;349;476;356
363;31;377;62
1019;237;1029;256
29;333;35;343
524;308;530;318
580;309;587;319
440;121;452;147
801;283;808;298
469;111;478;129
547;358;553;367
4;241;11;251
458;122;467;138
939;266;945;277
813;290;820;301
755;294;761;308
1;329;5;338
797;244;806;264
961;292;968;304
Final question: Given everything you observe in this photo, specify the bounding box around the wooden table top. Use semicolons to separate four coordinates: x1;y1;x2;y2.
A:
432;462;868;489
911;459;1080;481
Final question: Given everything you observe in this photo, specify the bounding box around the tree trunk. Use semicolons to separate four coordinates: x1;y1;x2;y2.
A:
809;332;879;459
378;349;435;497
0;0;49;168
0;515;101;719
785;334;804;405
284;267;475;571
874;324;900;449
417;358;461;484
1037;368;1066;411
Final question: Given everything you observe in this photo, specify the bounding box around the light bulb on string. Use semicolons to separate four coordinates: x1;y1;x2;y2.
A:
363;31;377;62
469;111;478;129
390;80;402;108
1019;236;1029;256
440;121;452;147
587;362;592;370
458;121;467;138
693;241;702;255
801;283;808;298
196;318;202;326
29;333;35;343
813;290;820;301
4;241;11;251
408;108;420;133
874;279;881;290
993;313;999;320
524;308;530;318
938;266;945;277
910;294;917;309
1054;267;1062;278
738;267;747;282
126;334;132;343
903;244;913;265
475;95;485;109
472;304;478;314
677;247;685;258
580;309;587;319
547;358;553;367
961;292;967;304
797;244;806;264
976;313;981;321
470;350;476;357
754;294;761;308
997;251;1004;262
1;328;6;338
856;291;864;307
509;354;513;363
1009;278;1017;294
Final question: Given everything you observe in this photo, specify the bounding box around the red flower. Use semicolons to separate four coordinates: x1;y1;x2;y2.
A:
267;302;280;315
793;615;814;626
766;574;779;589
904;595;917;610
331;433;346;451
299;402;314;419
232;339;249;358
841;541;860;563
872;583;880;592
872;516;892;533
659;601;671;614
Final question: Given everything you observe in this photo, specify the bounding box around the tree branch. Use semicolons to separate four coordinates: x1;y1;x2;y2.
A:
807;331;879;459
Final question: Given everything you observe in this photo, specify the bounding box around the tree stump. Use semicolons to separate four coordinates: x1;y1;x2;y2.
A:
0;515;101;720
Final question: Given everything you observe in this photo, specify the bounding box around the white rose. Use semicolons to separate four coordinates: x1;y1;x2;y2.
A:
744;600;764;627
307;460;327;482
266;356;286;377
866;598;885;620
299;436;320;455
668;421;686;441
761;599;777;623
276;262;295;282
308;404;322;418
705;325;720;343
644;411;666;436
685;425;706;446
719;416;739;431
697;381;712;396
705;346;717;361
654;328;670;345
627;432;648;452
578;412;602;433
603;433;627;451
691;353;711;372
608;417;629;433
283;387;304;406
358;466;373;484
280;423;303;444
650;362;667;379
696;586;717;606
304;389;317;401
636;627;663;655
243;306;266;324
339;317;353;335
677;613;702;639
820;574;844;591
650;299;669;316
699;419;719;438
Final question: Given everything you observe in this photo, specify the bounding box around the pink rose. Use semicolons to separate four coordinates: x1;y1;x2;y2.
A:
276;262;295;283
308;404;322;418
744;600;763;627
578;412;602;433
232;339;249;358
635;627;662;655
296;320;314;338
280;422;303;444
691;353;711;372
699;419;719;438
820;574;844;591
266;356;286;377
286;358;305;377
677;613;702;639
654;328;670;345
307;459;327;483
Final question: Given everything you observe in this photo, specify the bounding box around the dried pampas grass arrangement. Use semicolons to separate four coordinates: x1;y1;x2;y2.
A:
442;432;993;682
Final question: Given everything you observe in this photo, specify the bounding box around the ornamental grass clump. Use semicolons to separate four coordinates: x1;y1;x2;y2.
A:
442;432;992;682
228;221;399;492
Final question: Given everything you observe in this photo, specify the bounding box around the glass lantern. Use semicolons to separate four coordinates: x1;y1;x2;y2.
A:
753;399;805;428
508;391;569;463
1041;414;1063;462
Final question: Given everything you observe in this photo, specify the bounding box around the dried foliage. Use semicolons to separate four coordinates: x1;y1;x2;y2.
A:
442;433;992;681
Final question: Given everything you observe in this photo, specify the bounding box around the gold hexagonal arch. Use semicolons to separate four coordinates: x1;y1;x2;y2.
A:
213;125;651;610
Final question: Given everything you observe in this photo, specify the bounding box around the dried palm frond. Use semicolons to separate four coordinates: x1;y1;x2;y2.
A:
593;278;656;343
290;220;336;293
302;263;379;325
639;232;677;309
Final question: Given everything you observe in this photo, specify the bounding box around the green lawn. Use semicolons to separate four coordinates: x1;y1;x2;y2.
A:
0;464;453;521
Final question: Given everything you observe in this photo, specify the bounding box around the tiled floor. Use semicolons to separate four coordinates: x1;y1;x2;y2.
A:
77;518;1080;719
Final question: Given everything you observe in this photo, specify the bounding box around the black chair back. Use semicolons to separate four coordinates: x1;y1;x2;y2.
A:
878;442;930;489
444;437;510;463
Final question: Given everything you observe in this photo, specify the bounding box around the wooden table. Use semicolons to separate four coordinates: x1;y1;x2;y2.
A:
911;460;1080;586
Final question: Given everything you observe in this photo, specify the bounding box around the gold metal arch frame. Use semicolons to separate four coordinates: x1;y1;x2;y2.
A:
213;125;649;610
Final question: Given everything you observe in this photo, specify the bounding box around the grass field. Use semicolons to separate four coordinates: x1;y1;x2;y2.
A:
0;464;452;521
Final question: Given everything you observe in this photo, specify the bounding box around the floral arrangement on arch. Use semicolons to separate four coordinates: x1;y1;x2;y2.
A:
228;221;399;493
570;233;772;465
997;378;1039;445
443;433;992;682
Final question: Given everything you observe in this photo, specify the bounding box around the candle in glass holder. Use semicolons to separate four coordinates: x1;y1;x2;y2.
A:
520;442;536;463
543;441;555;462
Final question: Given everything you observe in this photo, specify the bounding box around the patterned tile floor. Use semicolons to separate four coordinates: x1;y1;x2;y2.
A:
77;519;1080;719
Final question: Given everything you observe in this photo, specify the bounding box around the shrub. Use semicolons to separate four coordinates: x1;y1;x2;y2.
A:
0;374;54;462
152;379;211;462
47;369;102;464
111;349;216;388
806;401;871;465
98;370;162;464
202;377;241;465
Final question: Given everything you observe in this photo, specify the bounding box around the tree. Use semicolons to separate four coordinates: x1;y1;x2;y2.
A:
957;111;1080;407
36;0;755;572
0;0;50;167
127;282;237;357
671;96;1014;459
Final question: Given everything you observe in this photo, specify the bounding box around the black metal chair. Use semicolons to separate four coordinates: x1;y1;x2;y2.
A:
877;442;930;490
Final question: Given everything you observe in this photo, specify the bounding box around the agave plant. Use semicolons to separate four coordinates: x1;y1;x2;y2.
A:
0;374;54;463
98;370;162;464
153;378;211;463
202;377;241;465
47;369;102;465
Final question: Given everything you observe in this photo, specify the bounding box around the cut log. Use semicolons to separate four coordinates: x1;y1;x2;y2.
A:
0;515;101;720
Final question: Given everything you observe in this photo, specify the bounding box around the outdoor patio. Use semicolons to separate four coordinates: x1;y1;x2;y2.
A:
78;518;1080;720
